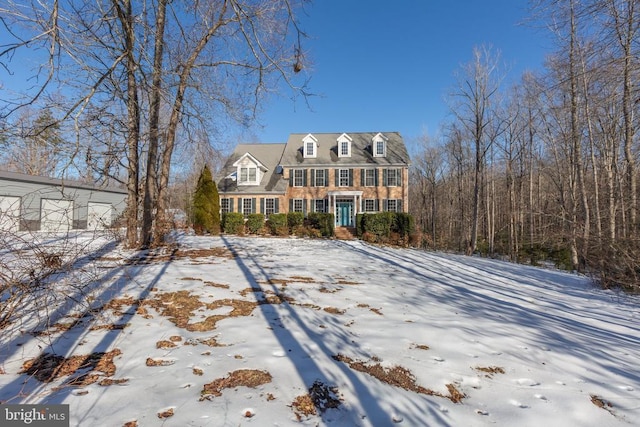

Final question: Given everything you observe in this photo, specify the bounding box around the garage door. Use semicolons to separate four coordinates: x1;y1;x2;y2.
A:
0;196;21;232
41;199;73;232
87;202;113;230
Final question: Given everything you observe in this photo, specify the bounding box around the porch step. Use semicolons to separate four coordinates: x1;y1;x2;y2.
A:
334;226;356;240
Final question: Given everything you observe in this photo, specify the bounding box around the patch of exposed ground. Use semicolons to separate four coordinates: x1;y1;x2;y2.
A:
239;287;294;304
288;276;317;283
20;349;123;387
332;354;465;403
323;307;346;315
157;408;174;419
333;277;361;285
204;281;230;289
474;366;505;378
591;394;616;417
126;246;234;265
200;369;272;400
357;303;383;315
147;289;292;332
145;358;175;367
411;343;430;350
291;380;343;420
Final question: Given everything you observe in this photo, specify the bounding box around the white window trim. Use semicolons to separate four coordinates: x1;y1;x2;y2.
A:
239;166;258;184
292;199;304;213
386;168;399;187
242;198;253;217
293;169;304;187
339;169;350;187
220;198;231;213
364;199;377;212
314;169;325;187
364;169;376;187
265;198;276;217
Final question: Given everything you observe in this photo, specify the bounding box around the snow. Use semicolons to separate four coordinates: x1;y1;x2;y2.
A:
1;232;639;426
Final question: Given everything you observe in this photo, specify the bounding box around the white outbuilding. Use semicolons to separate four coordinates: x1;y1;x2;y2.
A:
0;170;127;232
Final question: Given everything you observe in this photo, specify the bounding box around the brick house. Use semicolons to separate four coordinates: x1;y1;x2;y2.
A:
217;132;410;228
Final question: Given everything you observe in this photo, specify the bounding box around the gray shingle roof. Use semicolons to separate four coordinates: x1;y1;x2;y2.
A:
216;133;410;195
280;132;410;167
217;143;287;194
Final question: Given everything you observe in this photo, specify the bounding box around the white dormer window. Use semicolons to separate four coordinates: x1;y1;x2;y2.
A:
337;133;352;158
303;133;318;158
372;132;388;158
233;152;267;186
240;166;257;183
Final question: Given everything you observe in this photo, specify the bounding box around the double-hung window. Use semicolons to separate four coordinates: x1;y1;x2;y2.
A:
221;198;231;213
376;140;385;156
364;169;376;187
314;199;326;213
364;199;377;212
242;198;253;217
240;167;257;184
264;198;276;217
386;169;399;187
339;169;350;187
314;169;325;187
340;141;349;156
293;169;304;187
292;199;304;213
386;199;398;212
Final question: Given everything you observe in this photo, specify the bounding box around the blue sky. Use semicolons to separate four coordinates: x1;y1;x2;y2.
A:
0;1;552;150
252;0;552;146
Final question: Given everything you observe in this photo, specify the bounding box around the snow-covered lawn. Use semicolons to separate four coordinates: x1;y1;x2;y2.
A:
1;233;639;426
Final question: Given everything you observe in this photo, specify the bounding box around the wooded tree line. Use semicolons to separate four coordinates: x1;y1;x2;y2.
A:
409;0;640;290
0;0;308;248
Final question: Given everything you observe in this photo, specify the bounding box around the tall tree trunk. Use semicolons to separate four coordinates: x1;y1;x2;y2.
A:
153;3;229;245
114;0;140;249
141;0;167;248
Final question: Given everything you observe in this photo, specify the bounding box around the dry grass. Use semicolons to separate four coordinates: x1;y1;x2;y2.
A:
323;307;346;315
204;281;230;289
145;358;174;367
332;354;466;403
157;408;174;419
288;276;317;283
21;349;122;386
200;369;272;400
291;380;343;420
474;366;505;378
412;344;430;350
156;340;177;349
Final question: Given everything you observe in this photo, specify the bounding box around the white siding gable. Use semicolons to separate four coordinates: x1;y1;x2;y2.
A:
233;153;268;186
337;133;353;158
302;133;318;158
372;132;388;158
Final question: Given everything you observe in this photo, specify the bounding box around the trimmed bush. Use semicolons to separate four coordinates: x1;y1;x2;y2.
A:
358;212;415;245
287;212;304;231
307;213;334;237
222;212;244;234
267;214;288;236
246;213;265;234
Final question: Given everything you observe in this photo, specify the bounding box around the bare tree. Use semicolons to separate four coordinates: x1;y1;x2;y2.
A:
0;0;310;249
450;45;504;255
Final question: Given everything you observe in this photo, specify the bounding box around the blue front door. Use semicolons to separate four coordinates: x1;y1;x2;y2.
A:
337;201;352;226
